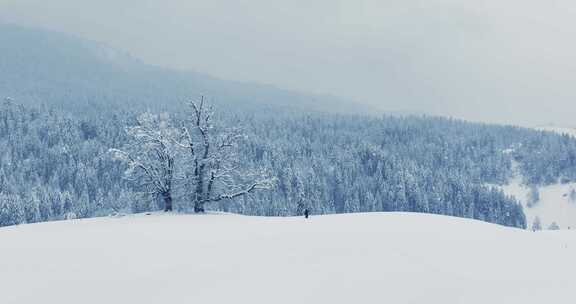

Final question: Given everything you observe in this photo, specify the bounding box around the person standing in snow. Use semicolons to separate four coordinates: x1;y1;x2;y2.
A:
304;208;309;219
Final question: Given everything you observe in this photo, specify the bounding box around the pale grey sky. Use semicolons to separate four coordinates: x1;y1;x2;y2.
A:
1;0;575;126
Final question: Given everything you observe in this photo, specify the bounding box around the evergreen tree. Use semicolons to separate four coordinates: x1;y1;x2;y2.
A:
0;194;25;226
527;186;540;208
532;216;542;231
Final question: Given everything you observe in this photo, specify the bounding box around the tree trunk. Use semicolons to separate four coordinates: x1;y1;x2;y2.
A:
193;165;205;213
163;192;173;212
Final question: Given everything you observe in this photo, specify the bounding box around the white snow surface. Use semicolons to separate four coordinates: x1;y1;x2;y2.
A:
491;161;576;229
1;212;574;304
499;177;576;229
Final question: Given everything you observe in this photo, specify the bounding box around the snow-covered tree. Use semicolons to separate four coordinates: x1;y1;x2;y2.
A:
61;191;75;219
0;194;25;226
0;100;559;228
24;192;41;224
548;222;560;230
111;112;179;212
569;189;576;203
527;186;540;208
176;98;275;213
532;216;542;231
76;187;90;218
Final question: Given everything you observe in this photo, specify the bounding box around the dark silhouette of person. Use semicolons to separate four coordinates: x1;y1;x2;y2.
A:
304;208;309;219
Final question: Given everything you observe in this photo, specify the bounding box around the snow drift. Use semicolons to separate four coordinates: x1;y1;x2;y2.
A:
0;212;574;304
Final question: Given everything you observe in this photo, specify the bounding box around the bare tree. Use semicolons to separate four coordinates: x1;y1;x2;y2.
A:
111;112;178;212
176;97;274;213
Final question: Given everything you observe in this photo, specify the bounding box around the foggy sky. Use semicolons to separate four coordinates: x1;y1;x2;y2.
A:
1;0;575;126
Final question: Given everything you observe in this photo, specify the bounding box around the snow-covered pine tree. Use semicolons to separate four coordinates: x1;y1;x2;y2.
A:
24;190;41;224
532;216;542;231
0;194;25;226
61;191;76;220
569;189;576;202
527;186;540;208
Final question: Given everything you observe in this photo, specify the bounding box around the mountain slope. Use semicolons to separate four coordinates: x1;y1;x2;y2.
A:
500;178;576;229
0;212;573;304
492;161;576;229
0;23;366;114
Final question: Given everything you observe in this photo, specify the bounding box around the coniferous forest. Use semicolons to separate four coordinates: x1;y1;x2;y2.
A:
2;24;576;229
2;97;576;229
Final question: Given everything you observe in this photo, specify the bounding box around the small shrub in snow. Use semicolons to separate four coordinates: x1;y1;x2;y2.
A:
532;216;542;231
548;222;560;230
570;189;576;202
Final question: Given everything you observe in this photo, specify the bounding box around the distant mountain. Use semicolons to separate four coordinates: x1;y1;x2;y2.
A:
0;23;369;115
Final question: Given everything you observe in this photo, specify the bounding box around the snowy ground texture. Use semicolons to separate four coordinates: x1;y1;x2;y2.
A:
490;156;576;229
1;212;575;304
524;126;576;228
499;176;576;229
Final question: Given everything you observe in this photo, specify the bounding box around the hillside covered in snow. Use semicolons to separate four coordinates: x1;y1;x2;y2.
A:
492;126;576;230
2;24;576;231
495;169;576;230
1;213;574;304
0;23;365;115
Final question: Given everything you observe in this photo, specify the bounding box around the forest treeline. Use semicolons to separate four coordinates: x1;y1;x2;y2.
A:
2;100;576;228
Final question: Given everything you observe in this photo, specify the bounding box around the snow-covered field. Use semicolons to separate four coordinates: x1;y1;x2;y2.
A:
490;159;576;229
1;212;574;304
499;176;576;229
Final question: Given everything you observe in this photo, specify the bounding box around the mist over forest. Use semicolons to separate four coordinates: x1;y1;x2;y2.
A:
2;3;576;302
1;24;576;229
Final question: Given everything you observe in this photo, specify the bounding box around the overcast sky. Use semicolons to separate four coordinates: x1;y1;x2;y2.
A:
1;0;575;126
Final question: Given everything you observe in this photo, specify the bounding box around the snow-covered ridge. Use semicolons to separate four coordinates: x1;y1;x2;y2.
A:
1;212;574;304
535;126;576;138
